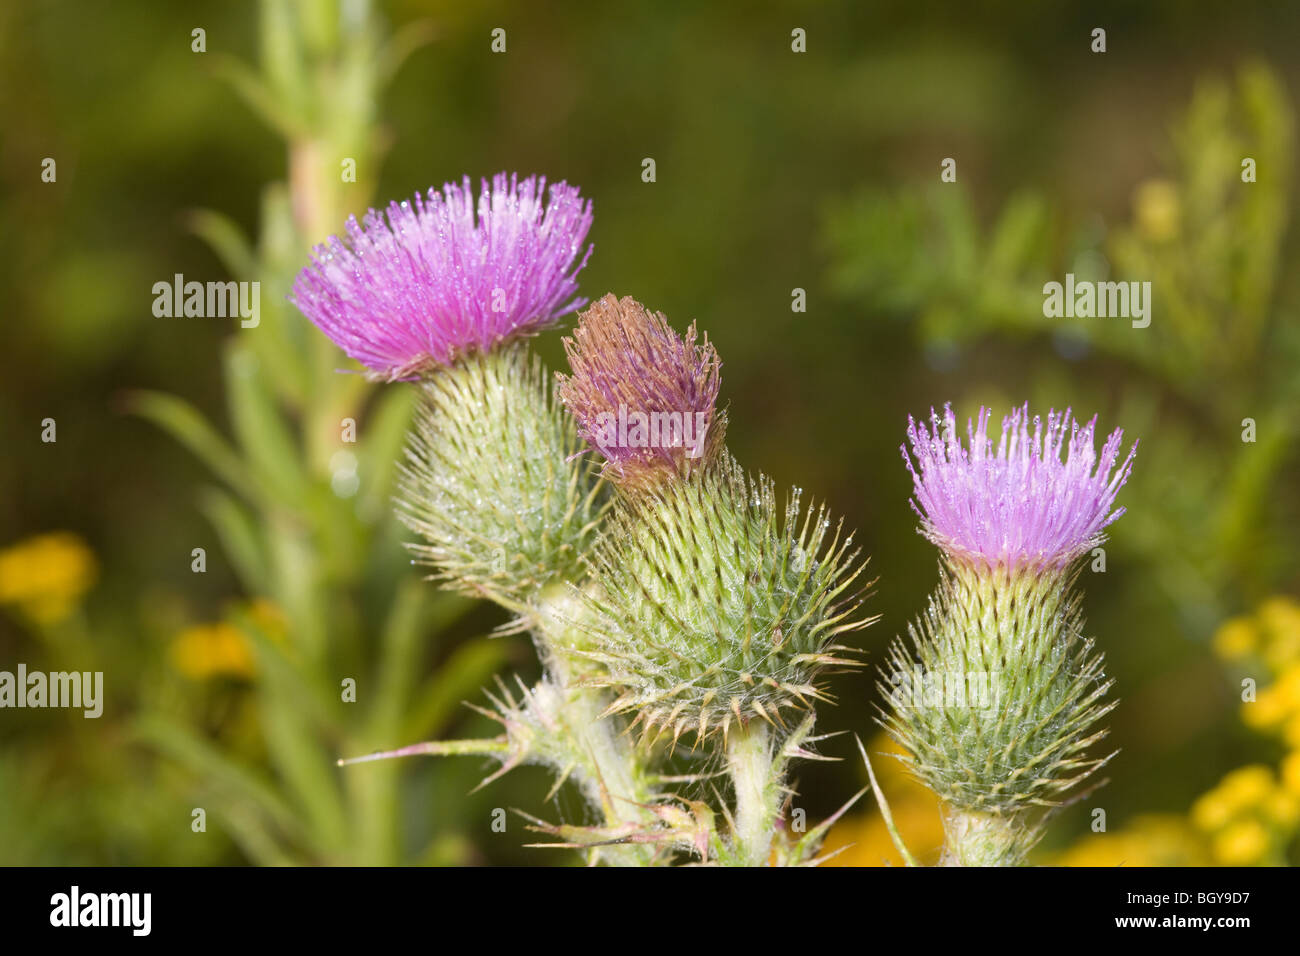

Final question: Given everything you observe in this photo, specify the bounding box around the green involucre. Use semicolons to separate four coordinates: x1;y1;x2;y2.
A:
575;453;872;744
880;561;1116;817
397;346;607;612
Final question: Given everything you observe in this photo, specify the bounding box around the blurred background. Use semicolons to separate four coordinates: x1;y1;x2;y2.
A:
1;0;1297;865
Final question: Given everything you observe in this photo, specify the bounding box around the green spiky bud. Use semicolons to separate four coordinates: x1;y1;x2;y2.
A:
398;345;607;612
576;453;872;746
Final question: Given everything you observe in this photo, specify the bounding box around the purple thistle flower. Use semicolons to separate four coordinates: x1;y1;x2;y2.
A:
291;173;593;381
903;403;1137;569
557;294;724;491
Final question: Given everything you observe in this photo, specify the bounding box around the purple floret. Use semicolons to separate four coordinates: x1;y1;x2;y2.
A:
292;173;593;380
903;404;1137;569
558;294;724;490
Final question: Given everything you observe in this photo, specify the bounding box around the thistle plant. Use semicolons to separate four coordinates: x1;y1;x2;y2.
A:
296;199;876;862
288;174;1140;870
881;404;1137;865
557;294;725;491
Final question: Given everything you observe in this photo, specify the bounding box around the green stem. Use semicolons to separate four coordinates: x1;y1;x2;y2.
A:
557;684;660;866
726;721;780;866
538;596;661;865
938;806;1037;866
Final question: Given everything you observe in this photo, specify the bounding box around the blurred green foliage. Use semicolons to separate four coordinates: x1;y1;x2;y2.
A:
1;0;1297;864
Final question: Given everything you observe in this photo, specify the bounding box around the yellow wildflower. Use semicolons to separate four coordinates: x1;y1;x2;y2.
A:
1217;765;1275;812
1276;666;1300;706
1191;790;1234;832
1192;765;1273;834
1281;751;1300;797
1242;683;1287;730
170;621;256;680
1247;667;1300;745
1259;596;1300;672
1212;616;1256;660
0;532;98;626
1211;818;1270;865
1263;789;1299;828
1259;597;1300;638
1055;815;1207;867
1191;764;1298;865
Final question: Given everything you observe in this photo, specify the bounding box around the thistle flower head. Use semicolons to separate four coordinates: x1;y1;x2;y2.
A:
902;404;1137;570
292;173;593;381
558;294;725;492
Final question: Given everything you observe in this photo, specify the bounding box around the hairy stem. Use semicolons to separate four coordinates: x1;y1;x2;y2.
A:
938;806;1039;866
535;587;661;865
726;721;780;866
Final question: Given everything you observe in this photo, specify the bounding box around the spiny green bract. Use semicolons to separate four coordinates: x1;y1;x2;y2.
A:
879;562;1116;814
575;453;872;745
397;345;607;612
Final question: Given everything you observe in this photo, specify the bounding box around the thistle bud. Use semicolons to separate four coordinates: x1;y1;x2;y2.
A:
558;298;871;745
582;453;871;746
558;294;725;493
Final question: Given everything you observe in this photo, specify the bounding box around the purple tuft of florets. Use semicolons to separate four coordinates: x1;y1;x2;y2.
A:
557;294;724;491
902;404;1137;569
291;173;593;380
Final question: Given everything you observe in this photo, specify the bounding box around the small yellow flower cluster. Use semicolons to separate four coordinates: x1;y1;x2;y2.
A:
170;623;255;680
1058;596;1300;868
1053;761;1300;868
1053;814;1208;867
0;532;98;627
1190;764;1299;865
1190;596;1300;864
1215;597;1300;747
1215;596;1300;666
169;599;286;681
